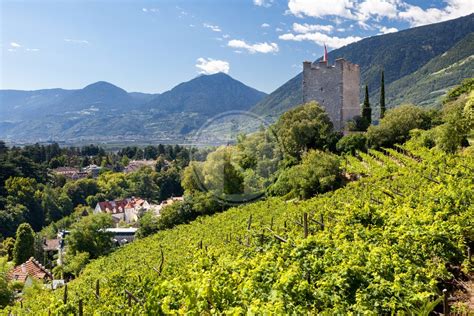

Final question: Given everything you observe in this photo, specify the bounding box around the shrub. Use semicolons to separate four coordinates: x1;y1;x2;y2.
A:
336;133;367;155
367;105;434;149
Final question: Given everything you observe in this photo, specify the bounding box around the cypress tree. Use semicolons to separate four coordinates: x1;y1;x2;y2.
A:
362;84;372;125
13;223;35;265
380;71;386;119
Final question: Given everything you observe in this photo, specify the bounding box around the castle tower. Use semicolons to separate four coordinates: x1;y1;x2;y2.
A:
302;58;360;130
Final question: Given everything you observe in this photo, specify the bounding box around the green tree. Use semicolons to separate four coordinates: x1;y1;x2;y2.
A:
367;105;434;149
273;101;335;159
63;252;89;278
66;213;114;259
0;257;13;308
435;91;474;153
13;223;35;265
362;84;372;125
1;238;15;261
380;71;386;119
336;133;367;155
127;167;160;202
5;177;44;231
269;150;341;199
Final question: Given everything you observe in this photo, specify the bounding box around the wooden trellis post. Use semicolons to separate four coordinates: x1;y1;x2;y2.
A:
95;279;100;299
78;299;83;316
63;284;68;304
303;213;308;238
442;289;449;315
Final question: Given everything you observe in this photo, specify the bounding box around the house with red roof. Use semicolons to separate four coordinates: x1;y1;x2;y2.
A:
8;257;53;286
94;197;154;224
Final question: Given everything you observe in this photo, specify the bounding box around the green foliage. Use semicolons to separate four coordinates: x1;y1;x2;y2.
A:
62;252;90;278
0;257;14;308
273;101;336;159
269;150;341;199
5;177;44;231
66;213;114;259
346;115;370;132
13;223;35;265
0;238;15;261
367;105;435;149
336;133;367;155
435;91;474;152
443;77;474;104
128;167;160;202
380;71;386;119
362;85;372;125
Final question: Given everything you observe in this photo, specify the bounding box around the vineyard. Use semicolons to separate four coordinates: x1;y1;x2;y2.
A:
3;145;473;314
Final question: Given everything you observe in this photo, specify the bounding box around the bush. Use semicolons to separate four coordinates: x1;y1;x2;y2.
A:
366;105;434;149
346;115;370;132
435;91;474;153
336;134;367;155
269;150;341;199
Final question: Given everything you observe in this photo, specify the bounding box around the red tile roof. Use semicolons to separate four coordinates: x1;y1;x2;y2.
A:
9;257;53;283
97;197;148;214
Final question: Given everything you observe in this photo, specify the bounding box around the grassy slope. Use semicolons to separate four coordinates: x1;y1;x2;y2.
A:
4;145;473;314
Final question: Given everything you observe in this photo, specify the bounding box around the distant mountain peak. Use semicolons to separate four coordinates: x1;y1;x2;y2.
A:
83;81;125;92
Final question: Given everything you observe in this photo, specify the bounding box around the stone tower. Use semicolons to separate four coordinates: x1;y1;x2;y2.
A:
302;58;360;130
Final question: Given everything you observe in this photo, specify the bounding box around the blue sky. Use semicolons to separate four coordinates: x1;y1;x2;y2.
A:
1;0;473;94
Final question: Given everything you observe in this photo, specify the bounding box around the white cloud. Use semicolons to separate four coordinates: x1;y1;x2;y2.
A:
196;58;230;74
293;23;334;33
228;39;279;54
356;0;398;21
64;38;89;44
261;23;271;28
142;7;159;13
222;34;230;38
275;27;284;32
379;26;398;34
253;0;273;7
10;42;21;48
203;23;222;32
398;0;474;26
286;0;474;31
26;48;40;52
287;0;355;18
279;32;362;49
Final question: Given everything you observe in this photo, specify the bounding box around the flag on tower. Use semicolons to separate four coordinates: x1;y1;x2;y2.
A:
323;44;328;63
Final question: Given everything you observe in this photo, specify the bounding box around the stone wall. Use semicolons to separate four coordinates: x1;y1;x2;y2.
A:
302;59;360;130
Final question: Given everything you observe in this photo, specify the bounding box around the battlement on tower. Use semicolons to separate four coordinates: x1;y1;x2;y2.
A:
302;58;360;130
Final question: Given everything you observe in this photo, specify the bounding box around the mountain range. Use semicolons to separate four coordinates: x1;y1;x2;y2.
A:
0;74;266;144
1;13;473;144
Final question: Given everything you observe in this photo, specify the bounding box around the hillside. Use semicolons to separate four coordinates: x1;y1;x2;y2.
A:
252;13;474;118
5;145;473;314
383;33;474;108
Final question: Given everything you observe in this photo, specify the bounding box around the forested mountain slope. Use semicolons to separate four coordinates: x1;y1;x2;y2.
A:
252;13;474;119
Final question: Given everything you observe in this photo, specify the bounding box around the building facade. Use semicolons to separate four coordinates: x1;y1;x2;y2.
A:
302;58;360;130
